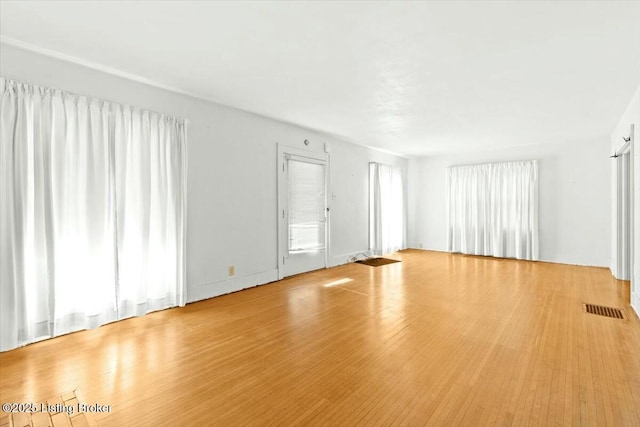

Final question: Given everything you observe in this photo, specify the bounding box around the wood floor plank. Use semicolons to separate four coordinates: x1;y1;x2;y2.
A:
1;250;639;426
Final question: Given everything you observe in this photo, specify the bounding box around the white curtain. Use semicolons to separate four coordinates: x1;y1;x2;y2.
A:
447;161;538;260
0;78;187;352
370;163;405;255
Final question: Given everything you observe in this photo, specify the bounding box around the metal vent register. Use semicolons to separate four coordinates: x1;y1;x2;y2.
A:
584;304;625;320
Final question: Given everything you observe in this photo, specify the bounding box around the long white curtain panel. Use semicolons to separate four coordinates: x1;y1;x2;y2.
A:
0;78;187;351
370;163;405;255
447;161;538;260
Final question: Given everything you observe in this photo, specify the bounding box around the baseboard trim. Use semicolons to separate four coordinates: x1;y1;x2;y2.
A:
187;269;279;304
186;257;627;307
632;292;640;319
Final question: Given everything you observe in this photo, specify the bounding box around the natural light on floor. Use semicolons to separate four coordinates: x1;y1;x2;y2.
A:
323;278;354;287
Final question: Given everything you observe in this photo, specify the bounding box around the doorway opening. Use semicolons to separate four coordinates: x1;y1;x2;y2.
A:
277;145;329;279
616;150;631;280
614;124;634;292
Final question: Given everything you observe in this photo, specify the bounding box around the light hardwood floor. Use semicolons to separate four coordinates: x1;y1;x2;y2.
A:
1;250;639;426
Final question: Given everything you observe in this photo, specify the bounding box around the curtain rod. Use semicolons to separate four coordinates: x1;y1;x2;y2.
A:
447;160;537;169
1;77;189;125
369;161;395;168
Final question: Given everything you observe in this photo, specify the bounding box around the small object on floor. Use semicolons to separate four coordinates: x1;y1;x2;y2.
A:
356;257;401;267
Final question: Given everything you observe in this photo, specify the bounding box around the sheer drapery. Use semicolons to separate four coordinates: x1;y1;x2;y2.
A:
113;106;187;318
370;163;405;255
0;78;187;351
447;161;538;260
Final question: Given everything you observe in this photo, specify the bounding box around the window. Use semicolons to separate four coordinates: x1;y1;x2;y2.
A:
0;78;187;351
369;162;405;255
287;157;326;253
447;161;538;260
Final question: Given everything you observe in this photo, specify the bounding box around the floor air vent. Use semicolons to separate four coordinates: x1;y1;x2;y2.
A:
584;304;625;320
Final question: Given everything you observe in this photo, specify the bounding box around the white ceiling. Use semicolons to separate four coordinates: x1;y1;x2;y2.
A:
1;1;639;157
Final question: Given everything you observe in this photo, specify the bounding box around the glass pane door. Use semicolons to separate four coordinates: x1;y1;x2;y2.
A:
288;158;326;253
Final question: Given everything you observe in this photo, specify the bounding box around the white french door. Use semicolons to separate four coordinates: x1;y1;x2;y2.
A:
278;145;328;278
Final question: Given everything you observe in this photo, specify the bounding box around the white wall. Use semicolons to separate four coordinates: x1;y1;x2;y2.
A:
408;137;611;267
0;43;407;303
611;86;640;317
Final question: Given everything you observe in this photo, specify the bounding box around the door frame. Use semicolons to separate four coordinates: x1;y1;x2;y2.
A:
277;144;330;280
613;124;635;304
615;149;631;280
